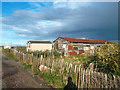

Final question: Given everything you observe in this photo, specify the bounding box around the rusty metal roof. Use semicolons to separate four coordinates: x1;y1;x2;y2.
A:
54;37;111;44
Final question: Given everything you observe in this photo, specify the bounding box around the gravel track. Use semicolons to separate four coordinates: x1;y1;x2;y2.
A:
2;53;53;89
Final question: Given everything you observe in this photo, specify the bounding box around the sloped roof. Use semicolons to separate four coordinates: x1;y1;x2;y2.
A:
27;41;52;44
54;37;111;44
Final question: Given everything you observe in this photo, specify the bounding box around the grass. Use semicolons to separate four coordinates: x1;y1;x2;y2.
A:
33;70;66;88
3;50;19;62
34;70;41;75
42;72;66;88
21;63;32;70
24;65;32;70
2;49;32;71
63;55;93;66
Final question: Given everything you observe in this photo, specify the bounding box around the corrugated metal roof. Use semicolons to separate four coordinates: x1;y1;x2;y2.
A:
58;37;111;44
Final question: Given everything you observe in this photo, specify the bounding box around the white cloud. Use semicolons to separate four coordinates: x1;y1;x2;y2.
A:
80;37;87;39
14;42;26;46
3;14;63;39
19;34;26;37
53;2;92;9
29;2;42;8
3;24;30;32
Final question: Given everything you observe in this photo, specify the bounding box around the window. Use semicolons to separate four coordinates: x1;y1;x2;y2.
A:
78;48;83;50
73;47;78;50
86;45;90;47
97;45;101;47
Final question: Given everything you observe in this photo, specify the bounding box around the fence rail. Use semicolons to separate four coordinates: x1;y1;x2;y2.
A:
4;49;120;88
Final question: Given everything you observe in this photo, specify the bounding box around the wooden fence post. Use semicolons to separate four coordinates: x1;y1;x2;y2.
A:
41;55;43;60
23;53;24;63
109;74;113;88
75;65;77;87
113;75;118;88
86;69;89;88
118;76;120;88
105;74;108;88
97;72;101;88
82;69;85;88
91;70;93;88
80;67;83;88
44;51;46;58
101;72;104;88
88;69;91;88
94;71;97;88
78;66;80;88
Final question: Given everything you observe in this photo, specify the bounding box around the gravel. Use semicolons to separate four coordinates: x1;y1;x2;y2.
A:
2;53;53;89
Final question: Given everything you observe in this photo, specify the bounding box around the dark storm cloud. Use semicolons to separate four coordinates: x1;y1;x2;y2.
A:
3;2;118;42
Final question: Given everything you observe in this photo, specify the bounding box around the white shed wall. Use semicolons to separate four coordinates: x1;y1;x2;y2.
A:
27;43;52;51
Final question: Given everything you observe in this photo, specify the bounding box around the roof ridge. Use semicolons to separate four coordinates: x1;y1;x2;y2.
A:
27;41;52;43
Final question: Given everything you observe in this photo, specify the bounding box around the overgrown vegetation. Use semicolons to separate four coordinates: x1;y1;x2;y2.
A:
42;72;65;88
63;43;120;76
14;46;26;53
2;43;120;88
82;43;120;76
63;55;95;66
22;63;32;70
2;49;19;62
30;50;61;58
33;70;66;88
95;43;120;76
2;49;32;71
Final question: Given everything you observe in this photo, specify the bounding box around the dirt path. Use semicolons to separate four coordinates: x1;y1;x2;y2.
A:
2;53;53;88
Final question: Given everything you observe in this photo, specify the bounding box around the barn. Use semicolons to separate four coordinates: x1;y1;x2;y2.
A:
53;37;111;57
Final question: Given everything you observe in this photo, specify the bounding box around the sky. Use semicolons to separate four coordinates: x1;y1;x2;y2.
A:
1;2;118;46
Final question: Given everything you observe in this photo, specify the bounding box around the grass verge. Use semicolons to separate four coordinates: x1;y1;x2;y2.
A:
33;70;66;88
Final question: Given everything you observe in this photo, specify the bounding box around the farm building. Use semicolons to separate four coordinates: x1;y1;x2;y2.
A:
53;37;111;57
26;41;52;52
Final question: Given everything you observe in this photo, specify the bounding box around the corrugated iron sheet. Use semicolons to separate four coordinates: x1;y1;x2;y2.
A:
68;45;73;50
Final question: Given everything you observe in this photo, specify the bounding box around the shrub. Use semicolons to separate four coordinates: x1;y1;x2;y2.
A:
95;43;120;76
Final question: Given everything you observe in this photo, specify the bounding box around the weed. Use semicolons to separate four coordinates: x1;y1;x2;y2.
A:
24;64;32;70
34;70;41;75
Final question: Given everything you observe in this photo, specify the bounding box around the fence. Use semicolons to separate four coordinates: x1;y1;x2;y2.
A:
5;49;120;88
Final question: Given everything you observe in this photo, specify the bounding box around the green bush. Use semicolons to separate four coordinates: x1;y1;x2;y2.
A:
95;43;120;76
83;43;120;76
